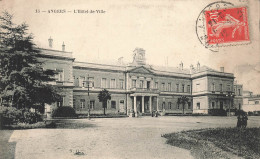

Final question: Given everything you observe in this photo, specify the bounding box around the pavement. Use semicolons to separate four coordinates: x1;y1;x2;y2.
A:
1;116;260;159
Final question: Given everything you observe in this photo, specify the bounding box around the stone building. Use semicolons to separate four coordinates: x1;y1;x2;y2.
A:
40;38;241;116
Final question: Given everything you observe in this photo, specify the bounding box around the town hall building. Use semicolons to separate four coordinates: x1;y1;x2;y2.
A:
40;38;243;116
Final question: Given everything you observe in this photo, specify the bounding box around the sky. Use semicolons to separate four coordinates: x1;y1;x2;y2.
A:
1;0;260;93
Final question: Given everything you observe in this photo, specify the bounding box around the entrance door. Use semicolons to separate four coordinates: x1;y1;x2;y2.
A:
220;101;223;110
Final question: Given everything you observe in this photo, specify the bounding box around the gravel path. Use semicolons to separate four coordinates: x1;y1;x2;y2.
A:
2;116;260;159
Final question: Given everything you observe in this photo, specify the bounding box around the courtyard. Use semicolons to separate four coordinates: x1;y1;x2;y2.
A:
1;116;260;159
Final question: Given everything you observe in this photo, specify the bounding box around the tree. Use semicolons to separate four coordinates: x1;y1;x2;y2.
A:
98;89;111;115
0;11;60;112
177;96;189;114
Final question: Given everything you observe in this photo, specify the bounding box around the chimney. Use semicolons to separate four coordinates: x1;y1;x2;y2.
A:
197;62;200;71
220;67;224;72
179;62;183;70
190;64;194;74
48;36;53;48
62;42;65;52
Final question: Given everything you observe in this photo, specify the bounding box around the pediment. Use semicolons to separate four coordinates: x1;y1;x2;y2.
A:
129;66;153;74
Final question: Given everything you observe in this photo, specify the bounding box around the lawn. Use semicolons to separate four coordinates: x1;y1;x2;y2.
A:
162;127;260;159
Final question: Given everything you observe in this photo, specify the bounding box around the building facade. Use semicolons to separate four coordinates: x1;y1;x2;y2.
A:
40;40;241;116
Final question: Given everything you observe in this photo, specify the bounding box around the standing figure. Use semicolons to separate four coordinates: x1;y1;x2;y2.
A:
242;114;248;128
237;114;242;128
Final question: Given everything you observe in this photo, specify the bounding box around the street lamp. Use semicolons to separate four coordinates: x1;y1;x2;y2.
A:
226;91;235;116
83;74;92;120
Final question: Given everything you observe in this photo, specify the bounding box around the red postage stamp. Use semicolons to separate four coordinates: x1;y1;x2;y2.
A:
205;7;249;45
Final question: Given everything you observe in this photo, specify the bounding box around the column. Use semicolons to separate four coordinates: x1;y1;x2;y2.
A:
156;96;159;111
142;96;145;113
134;96;137;116
149;96;152;113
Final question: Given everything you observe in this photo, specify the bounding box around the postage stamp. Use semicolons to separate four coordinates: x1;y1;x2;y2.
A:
196;1;251;52
205;7;249;45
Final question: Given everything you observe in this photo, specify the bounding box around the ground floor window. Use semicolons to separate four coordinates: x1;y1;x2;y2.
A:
188;102;191;109
90;100;95;109
111;101;116;109
197;102;200;109
80;99;86;109
57;97;63;107
73;98;76;109
212;102;215;109
168;102;172;109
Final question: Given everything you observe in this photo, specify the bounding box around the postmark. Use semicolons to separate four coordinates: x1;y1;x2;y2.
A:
196;1;250;52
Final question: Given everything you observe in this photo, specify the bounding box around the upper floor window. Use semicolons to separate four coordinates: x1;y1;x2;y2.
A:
110;79;116;88
101;78;107;88
155;82;158;89
162;83;165;91
73;98;76;109
79;76;85;87
220;84;223;92
132;79;136;88
176;84;179;92
56;69;64;81
139;80;144;88
182;84;185;92
238;89;241;96
196;83;200;92
119;79;124;89
227;84;231;91
167;83;171;91
80;99;85;109
211;83;215;91
187;85;190;93
89;77;94;88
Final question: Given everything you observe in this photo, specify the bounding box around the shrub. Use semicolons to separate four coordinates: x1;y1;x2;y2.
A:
23;111;43;124
0;106;23;125
0;106;43;125
52;106;77;118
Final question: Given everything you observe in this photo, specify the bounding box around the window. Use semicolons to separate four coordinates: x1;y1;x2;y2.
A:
211;83;215;91
162;102;165;110
140;80;144;88
227;84;231;91
177;103;180;109
197;102;200;109
162;83;165;91
168;102;172;109
55;69;64;81
187;85;190;93
89;77;94;88
73;98;76;109
220;84;223;92
110;79;116;88
182;84;185;92
57;97;63;107
188;102;191;109
90;100;95;109
119;79;124;89
132;79;136;88
79;76;85;87
212;102;215;109
155;82;158;89
176;84;179;92
102;78;107;88
255;101;260;104
80;99;85;109
196;83;200;92
111;101;116;109
238;89;241;96
167;83;171;91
